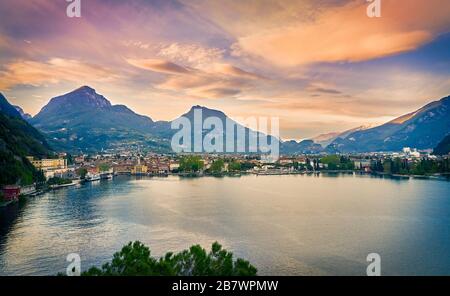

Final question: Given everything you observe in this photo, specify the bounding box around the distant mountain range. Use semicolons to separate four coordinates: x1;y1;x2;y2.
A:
280;140;322;154
0;93;52;186
30;86;279;154
327;96;450;153
8;86;450;155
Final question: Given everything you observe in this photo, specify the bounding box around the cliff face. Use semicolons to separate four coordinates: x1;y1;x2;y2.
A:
0;93;51;186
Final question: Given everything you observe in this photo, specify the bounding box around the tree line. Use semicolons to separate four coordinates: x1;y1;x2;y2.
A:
80;241;257;276
370;157;450;175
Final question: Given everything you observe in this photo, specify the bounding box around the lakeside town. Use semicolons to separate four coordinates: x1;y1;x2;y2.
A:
2;147;449;207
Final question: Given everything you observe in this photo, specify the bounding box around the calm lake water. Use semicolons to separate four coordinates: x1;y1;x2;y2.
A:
1;174;450;276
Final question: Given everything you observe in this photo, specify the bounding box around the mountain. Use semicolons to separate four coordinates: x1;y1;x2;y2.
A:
433;135;450;155
163;105;280;153
280;140;323;154
310;132;341;147
0;93;22;118
311;125;374;147
31;86;282;154
32;86;450;155
328;95;450;153
13;105;32;121
31;86;170;153
0;93;52;186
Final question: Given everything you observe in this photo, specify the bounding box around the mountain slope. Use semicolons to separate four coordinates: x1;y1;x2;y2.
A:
310;132;340;147
0;93;52;186
280;140;323;154
328;95;450;152
13;105;32;121
162;105;280;153
433;135;450;155
311;125;374;147
31;86;169;153
0;93;22;118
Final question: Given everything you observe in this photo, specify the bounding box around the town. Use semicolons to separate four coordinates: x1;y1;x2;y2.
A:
1;147;449;207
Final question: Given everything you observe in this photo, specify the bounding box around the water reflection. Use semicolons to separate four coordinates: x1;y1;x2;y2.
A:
0;174;449;275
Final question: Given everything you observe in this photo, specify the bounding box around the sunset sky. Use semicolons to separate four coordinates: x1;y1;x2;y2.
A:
0;0;449;139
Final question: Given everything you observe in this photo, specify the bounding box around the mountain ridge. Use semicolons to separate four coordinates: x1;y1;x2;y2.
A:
24;86;450;154
327;95;450;152
0;93;22;118
31;86;164;153
13;105;32;121
311;125;375;147
30;87;281;154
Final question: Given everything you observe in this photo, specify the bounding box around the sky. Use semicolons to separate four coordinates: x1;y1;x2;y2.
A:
0;0;449;140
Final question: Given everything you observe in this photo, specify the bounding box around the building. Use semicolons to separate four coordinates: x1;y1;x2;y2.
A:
169;162;180;172
278;157;293;165
53;168;78;180
402;147;421;158
27;157;67;170
113;164;133;174
27;157;69;180
131;164;148;175
354;160;372;170
74;155;85;164
2;186;21;201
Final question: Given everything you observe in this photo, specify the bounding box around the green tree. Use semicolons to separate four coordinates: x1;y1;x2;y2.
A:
383;159;392;173
47;177;72;186
228;161;242;172
82;241;257;276
210;159;225;173
338;156;354;170
240;162;255;171
78;167;88;179
66;154;74;165
320;155;340;170
179;156;204;172
370;160;384;172
98;163;110;172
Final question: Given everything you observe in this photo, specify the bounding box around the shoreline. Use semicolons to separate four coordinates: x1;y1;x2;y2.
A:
3;171;448;208
175;170;450;179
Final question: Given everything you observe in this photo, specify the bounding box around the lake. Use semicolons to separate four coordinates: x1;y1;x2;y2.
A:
1;174;450;276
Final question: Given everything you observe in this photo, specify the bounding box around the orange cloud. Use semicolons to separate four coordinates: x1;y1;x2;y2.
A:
0;58;118;90
187;0;450;66
156;70;247;99
157;43;225;68
212;63;266;80
126;58;191;75
127;57;265;99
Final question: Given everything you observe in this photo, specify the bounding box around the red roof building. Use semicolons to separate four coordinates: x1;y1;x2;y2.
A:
2;186;21;201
